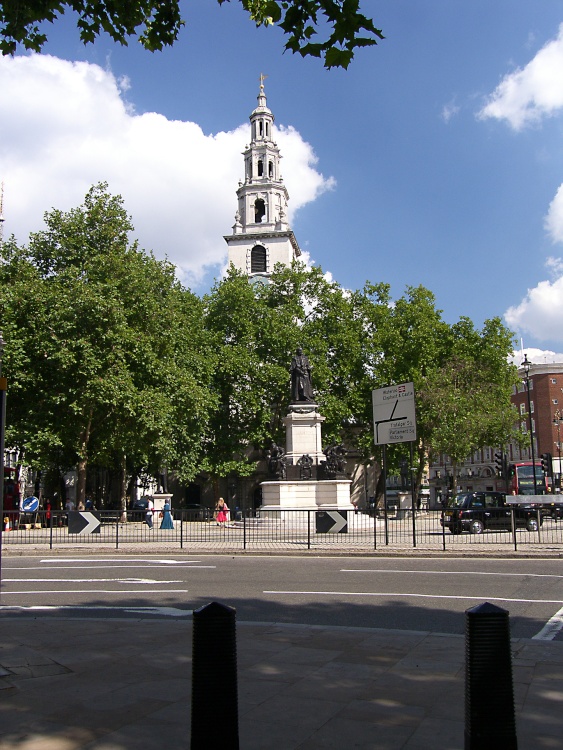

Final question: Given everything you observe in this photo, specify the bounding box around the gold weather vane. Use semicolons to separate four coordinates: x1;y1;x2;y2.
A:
259;72;268;89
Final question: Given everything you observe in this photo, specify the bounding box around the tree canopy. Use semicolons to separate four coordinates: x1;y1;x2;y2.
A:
0;0;384;67
0;185;520;505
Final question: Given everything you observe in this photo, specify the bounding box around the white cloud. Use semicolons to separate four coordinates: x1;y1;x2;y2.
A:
441;101;460;124
545;184;563;243
505;257;563;343
477;23;563;130
509;348;563;366
0;54;334;288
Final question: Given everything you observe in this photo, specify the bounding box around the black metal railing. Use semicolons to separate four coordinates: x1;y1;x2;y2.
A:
1;506;560;550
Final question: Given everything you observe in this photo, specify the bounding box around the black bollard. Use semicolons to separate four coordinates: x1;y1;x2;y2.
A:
191;601;239;749
465;602;517;750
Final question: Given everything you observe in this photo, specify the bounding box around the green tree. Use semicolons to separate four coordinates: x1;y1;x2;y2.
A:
417;317;519;490
0;184;213;507
0;0;384;67
200;262;369;488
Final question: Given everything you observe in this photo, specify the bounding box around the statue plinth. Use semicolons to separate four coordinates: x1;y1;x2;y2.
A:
282;404;325;466
262;403;352;514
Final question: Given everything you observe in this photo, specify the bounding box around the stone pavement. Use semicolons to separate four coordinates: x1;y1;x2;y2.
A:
1;615;562;749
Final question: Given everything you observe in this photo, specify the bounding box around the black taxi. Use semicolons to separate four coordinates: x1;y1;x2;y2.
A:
441;491;542;535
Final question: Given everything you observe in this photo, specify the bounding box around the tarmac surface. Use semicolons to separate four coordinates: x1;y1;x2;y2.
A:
1;545;563;749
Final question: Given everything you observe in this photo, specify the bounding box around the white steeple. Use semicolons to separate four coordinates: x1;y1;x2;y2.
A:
224;76;301;280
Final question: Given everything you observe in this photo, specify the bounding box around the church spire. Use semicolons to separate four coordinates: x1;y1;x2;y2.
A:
224;77;301;280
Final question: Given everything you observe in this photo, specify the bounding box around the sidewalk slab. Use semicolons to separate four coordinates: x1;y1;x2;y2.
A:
0;617;562;749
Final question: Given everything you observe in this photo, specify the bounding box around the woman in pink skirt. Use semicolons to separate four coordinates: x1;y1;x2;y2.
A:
215;497;229;527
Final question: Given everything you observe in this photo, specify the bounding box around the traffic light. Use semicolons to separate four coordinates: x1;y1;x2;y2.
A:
495;451;505;478
541;453;553;477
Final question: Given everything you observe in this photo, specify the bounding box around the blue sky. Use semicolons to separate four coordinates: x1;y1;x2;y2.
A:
2;1;563;363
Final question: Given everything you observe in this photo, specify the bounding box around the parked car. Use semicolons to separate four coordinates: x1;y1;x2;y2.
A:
541;502;563;520
128;497;151;521
441;491;543;534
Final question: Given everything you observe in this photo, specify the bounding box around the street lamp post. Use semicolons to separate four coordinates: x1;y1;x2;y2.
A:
0;330;6;594
522;354;539;495
554;411;563;493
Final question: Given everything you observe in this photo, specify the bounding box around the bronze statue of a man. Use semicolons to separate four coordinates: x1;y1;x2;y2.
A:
290;347;314;403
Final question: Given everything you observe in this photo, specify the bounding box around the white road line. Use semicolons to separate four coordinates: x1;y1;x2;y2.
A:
0;605;193;617
341;569;563;579
5;565;215;570
264;590;563;605
3;578;183;584
2;589;189;595
39;558;200;565
533;606;563;640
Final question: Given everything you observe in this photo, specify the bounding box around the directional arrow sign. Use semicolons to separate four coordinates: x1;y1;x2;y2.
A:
372;382;417;445
68;511;101;535
315;510;348;534
21;496;40;512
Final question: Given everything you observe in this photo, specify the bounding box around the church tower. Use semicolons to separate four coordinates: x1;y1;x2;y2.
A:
224;77;301;280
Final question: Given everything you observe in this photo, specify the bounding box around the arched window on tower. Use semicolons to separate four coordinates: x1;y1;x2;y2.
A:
266;122;269;137
259;121;263;136
268;161;274;177
254;198;266;223
251;245;267;273
257;159;263;177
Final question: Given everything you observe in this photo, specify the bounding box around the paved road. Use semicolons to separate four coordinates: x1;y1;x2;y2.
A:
2;554;563;640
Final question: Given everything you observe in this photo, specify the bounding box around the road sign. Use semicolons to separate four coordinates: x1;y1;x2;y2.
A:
21;496;39;512
315;510;348;534
68;511;101;535
372;382;417;445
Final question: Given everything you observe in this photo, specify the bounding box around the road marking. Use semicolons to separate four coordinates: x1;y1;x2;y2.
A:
39;558;201;565
3;578;183;584
2;589;189;595
341;568;563;579
6;565;215;570
264;590;563;605
0;605;193;617
533;606;563;640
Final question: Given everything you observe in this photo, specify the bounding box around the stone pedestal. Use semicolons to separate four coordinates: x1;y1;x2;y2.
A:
261;402;353;515
282;404;325;465
261;479;353;510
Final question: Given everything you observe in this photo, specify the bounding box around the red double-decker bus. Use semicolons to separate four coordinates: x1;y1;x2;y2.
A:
508;461;548;495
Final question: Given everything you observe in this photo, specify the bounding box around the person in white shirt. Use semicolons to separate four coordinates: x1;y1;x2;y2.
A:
145;498;154;529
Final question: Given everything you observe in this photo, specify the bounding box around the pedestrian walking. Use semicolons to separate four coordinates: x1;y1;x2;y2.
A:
214;497;229;528
160;500;174;530
145;497;154;529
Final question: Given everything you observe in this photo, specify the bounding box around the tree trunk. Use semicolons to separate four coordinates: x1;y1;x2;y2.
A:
119;453;127;522
76;457;87;508
76;410;93;508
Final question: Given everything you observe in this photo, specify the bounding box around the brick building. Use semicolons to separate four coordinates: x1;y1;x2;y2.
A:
428;361;563;504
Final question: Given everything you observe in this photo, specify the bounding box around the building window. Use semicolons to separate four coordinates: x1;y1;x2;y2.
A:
521;421;527;433
257;159;263;177
268;160;274;177
531;418;536;433
254;198;266;223
520;403;525;415
250;245;267;273
552;378;557;384
554;399;559;405
530;400;534;413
